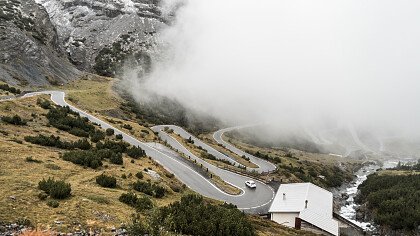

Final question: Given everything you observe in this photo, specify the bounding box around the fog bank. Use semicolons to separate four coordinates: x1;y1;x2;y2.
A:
126;0;420;155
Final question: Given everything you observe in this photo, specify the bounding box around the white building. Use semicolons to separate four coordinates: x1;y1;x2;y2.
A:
268;183;339;236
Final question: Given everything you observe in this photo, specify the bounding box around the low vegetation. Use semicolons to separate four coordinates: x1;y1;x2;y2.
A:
127;146;146;159
119;192;154;212
150;194;254;236
355;173;420;232
132;181;165;198
24;135;91;150
0;83;21;94
96;174;117;188
1;115;27;125
38;178;71;200
46;106;96;138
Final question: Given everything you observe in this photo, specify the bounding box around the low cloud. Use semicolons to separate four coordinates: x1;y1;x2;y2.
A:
126;0;420;156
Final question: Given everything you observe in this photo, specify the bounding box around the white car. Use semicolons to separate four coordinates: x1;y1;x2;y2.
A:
245;180;257;189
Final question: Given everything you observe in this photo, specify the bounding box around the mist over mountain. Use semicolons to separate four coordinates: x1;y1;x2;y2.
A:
125;0;420;157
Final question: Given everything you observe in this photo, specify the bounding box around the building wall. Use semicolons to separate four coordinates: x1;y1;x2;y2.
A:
271;212;299;228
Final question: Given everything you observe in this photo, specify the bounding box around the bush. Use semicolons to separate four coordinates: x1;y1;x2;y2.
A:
0;84;21;94
119;192;153;212
24;134;91;150
72;138;92;150
136;196;153;211
38;178;71;199
46;107;95;135
1;115;27;125
25;156;42;163
46;200;59;208
133;181;165;198
96;140;129;153
127;146;146;159
154;194;255;236
106;128;114;136
90;130;105;143
37;98;51;109
116;134;123;140
62;150;103;169
96;174;117;188
122;124;133;130
135;172;143;179
109;152;123;165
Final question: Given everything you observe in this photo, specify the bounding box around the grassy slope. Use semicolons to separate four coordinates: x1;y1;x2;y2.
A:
222;132;362;188
0;84;186;232
0;76;322;235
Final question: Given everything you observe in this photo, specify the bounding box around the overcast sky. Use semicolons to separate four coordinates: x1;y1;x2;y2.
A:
130;0;420;144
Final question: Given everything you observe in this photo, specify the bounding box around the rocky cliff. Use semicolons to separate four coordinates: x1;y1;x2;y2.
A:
0;0;80;86
0;0;172;86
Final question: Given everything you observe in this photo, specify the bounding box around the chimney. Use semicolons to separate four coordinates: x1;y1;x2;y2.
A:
305;200;308;208
283;193;286;200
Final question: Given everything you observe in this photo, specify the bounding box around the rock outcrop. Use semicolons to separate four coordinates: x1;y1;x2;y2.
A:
0;0;81;86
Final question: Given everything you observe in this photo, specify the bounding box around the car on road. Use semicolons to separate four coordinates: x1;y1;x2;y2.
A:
245;180;257;189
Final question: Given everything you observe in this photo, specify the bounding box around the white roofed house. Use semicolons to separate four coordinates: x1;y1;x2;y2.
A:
268;183;339;236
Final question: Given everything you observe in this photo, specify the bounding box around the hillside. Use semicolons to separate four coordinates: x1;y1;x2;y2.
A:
0;77;322;236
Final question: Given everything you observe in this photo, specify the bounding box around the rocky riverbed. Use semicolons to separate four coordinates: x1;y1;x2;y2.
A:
334;160;399;233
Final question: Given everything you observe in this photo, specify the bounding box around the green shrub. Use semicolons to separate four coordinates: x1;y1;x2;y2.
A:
154;194;255;236
0;84;21;94
96;174;117;188
37;98;51;109
133;181;165;198
96;140;129;153
135;172;143;179
119;192;138;206
25;156;42;163
46;107;95;135
116;134;123;140
90;130;105;143
1;115;27;125
355;174;420;231
106;128;114;136
127;146;146;159
136;196;153;211
109;152;123;165
38;178;71;199
62;150;103;169
119;192;153;212
122;124;133;130
24;134;91;150
46;199;59;208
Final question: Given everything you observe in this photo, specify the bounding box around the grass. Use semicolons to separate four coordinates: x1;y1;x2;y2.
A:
200;133;259;168
57;75;122;113
0;77;325;235
222;131;362;189
0;95;185;232
52;75;158;143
